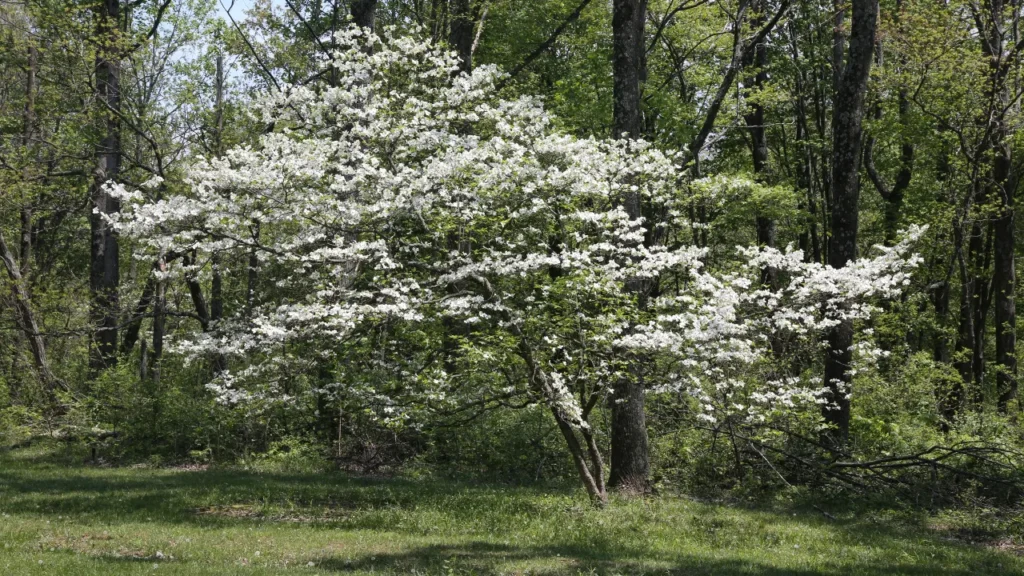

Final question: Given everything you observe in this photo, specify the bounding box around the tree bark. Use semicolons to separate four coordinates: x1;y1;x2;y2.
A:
743;0;777;289
686;0;790;172
993;143;1016;411
788;21;820;264
979;0;1018;412
120;275;156;356
151;258;167;384
608;0;651;493
350;0;377;30
246;221;260;314
21;44;36;279
0;230;59;393
211;55;227;374
89;0;123;372
449;0;475;72
822;0;877;448
212;54;225;324
863;24;913;247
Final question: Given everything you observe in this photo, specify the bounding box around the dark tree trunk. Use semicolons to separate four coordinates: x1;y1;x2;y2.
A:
449;0;474;72
863;30;913;248
789;21;820;263
831;0;844;96
0;231;58;393
608;0;651;493
21;44;36;279
211;54;225;326
185;251;211;332
120;275;156;356
993;145;1017;411
822;0;877;448
743;0;777;288
211;55;227;374
151;259;166;383
968;218;990;397
978;0;1018;412
350;0;377;30
612;0;645;141
247;221;260;314
89;0;122;372
953;220;975;400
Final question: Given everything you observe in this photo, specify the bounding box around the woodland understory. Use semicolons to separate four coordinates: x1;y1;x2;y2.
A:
1;0;1024;525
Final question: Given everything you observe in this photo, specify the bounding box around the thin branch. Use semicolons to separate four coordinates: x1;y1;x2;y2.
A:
495;0;595;90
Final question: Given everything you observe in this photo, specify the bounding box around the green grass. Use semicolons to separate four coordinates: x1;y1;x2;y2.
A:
0;444;1021;575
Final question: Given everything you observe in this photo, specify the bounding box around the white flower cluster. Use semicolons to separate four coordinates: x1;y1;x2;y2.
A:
622;226;926;423
109;27;924;428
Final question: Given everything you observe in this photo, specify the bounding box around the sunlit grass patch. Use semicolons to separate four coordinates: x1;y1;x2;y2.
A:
0;443;1020;575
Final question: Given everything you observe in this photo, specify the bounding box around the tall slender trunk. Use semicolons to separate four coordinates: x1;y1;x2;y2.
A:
0;231;58;393
831;0;844;95
789;21;819;263
968;215;989;396
151;257;166;384
21;44;36;280
980;0;1018;412
822;0;877;448
211;55;227;374
934;148;959;425
743;0;776;286
993;143;1016;411
211;54;225;326
449;0;474;72
89;0;122;372
246;221;259;314
608;0;651;493
863;7;913;248
953;217;975;402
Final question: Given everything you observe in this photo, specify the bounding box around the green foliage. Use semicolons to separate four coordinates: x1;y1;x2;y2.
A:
421;406;578;483
1;0;1023;542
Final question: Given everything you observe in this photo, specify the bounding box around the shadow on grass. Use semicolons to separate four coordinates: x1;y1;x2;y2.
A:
311;541;993;576
1;446;1019;575
0;453;559;531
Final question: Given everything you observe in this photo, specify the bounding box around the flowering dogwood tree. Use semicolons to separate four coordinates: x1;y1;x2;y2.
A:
108;27;923;504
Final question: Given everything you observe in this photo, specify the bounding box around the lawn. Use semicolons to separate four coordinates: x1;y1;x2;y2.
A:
0;443;1020;575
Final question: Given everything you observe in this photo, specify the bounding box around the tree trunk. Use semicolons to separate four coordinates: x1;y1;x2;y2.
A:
0;231;59;393
89;0;122;372
968;218;989;397
789;22;820;264
743;0;777;289
246;221;260;314
350;0;377;30
211;55;227;374
185;251;211;332
21;44;36;280
151;258;167;384
831;0;844;96
993;145;1016;411
822;0;877;448
978;0;1018;412
608;0;651;493
449;0;474;72
953;221;975;404
211;54;225;326
121;275;156;356
863;26;913;248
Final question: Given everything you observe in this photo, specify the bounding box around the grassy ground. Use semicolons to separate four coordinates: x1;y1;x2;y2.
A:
0;443;1021;575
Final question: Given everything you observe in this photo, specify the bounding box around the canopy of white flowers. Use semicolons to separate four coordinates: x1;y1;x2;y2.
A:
107;26;924;434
